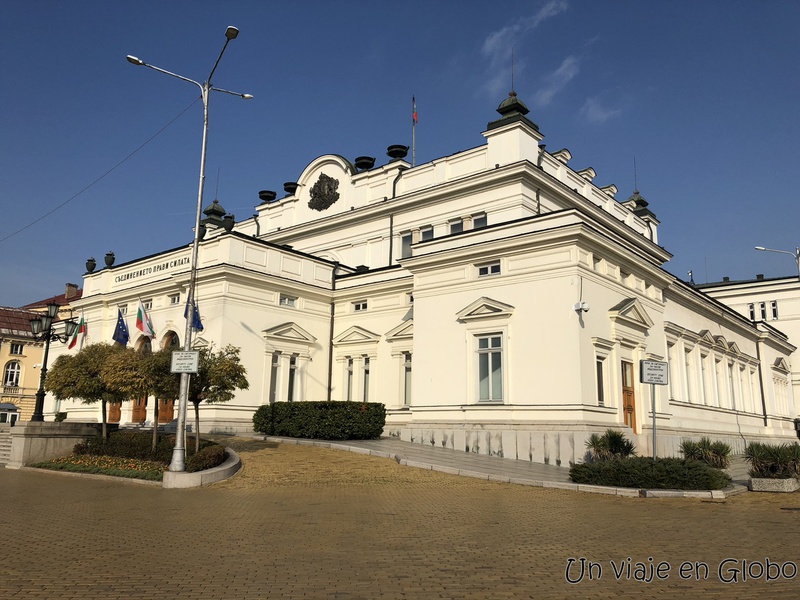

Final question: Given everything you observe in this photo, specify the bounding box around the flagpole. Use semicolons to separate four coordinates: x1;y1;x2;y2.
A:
411;95;416;167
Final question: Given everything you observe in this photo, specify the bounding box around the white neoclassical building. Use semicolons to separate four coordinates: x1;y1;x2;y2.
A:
51;93;799;464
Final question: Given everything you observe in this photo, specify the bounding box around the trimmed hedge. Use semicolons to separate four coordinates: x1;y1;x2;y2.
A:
186;444;227;473
569;457;731;490
253;401;385;440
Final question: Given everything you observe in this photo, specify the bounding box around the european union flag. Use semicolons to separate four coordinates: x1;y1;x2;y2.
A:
112;309;129;346
184;300;204;332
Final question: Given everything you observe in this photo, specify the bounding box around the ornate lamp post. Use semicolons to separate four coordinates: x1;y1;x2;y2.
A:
126;26;252;471
29;303;77;422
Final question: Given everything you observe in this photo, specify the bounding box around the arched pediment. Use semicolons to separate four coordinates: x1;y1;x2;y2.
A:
456;297;515;322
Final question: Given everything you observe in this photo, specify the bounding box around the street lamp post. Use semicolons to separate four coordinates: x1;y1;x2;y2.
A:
754;246;800;280
127;26;252;471
29;303;77;422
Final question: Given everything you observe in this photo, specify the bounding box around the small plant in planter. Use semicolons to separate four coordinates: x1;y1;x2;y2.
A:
680;437;731;469
745;442;800;492
585;429;636;461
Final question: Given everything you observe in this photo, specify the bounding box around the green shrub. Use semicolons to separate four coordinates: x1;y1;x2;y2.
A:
54;412;67;422
569;457;731;490
585;429;636;461
252;401;386;440
745;442;800;479
680;437;731;469
186;444;227;473
74;431;219;464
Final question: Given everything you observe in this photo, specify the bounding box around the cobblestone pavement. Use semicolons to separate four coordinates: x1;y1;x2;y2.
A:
2;438;800;599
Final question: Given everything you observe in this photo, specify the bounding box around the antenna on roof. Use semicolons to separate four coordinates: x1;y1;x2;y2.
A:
215;168;221;198
633;156;638;193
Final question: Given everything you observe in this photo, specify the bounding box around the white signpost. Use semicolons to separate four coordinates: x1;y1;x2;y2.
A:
171;351;200;374
640;360;669;459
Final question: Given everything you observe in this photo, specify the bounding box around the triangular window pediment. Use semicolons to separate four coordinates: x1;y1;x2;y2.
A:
728;342;742;355
773;357;790;374
385;320;413;342
333;325;380;345
698;330;715;345
456;297;515;322
263;322;317;345
608;297;655;330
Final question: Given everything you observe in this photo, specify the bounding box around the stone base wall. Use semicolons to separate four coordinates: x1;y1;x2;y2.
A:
386;423;800;466
6;422;97;469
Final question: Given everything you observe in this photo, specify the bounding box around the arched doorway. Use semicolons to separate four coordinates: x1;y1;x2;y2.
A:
157;331;180;423
131;336;152;423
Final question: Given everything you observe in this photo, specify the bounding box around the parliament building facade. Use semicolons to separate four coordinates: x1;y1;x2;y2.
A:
51;94;799;465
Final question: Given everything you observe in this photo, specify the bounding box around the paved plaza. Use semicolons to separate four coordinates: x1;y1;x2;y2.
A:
2;437;800;599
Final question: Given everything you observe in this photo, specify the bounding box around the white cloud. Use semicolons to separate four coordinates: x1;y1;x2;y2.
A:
533;55;580;107
482;1;569;69
580;96;623;123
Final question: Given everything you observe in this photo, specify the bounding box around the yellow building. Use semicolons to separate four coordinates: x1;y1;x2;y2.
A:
0;307;43;423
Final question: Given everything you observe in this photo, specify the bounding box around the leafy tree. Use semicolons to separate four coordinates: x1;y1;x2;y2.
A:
45;343;127;439
186;345;249;452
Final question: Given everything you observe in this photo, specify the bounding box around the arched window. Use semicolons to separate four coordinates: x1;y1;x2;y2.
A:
136;337;152;355
3;361;21;387
162;331;180;350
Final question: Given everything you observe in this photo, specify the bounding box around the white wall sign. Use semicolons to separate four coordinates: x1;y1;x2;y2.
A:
171;351;200;374
640;360;668;385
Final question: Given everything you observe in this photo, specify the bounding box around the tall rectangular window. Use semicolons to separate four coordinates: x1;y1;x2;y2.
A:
595;358;605;406
346;358;354;402
362;357;370;402
287;355;297;402
400;233;412;258
268;352;280;404
771;300;779;320
477;334;503;402
748;303;755;321
760;302;767;320
403;352;412;406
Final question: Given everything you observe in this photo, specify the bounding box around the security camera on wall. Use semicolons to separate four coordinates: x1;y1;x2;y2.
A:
573;302;590;313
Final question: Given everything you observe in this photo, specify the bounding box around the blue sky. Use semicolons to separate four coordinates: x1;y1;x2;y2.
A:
2;1;800;307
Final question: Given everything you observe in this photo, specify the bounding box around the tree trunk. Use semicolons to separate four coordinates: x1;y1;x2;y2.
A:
194;401;201;453
101;400;108;440
151;396;159;453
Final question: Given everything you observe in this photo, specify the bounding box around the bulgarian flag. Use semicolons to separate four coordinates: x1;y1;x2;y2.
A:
68;312;87;350
136;301;156;337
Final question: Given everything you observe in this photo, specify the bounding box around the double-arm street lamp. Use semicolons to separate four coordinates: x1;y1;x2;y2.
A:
29;303;77;422
754;246;800;280
127;26;252;471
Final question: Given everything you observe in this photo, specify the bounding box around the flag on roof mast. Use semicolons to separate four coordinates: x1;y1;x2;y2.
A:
68;312;87;350
112;309;129;346
412;95;418;125
136;300;156;337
